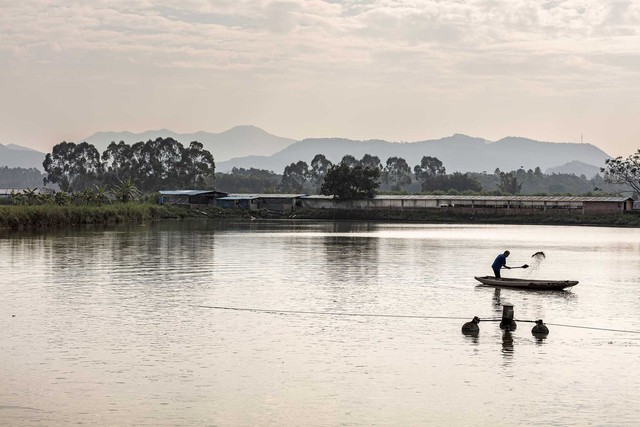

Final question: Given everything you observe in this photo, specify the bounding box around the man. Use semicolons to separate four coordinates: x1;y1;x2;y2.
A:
492;250;511;278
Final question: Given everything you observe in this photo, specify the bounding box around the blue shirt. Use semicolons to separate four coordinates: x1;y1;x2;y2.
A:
492;254;508;270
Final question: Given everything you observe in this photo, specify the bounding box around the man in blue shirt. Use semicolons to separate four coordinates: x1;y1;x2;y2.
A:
492;250;511;278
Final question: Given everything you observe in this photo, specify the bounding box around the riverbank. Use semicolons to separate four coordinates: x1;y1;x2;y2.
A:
1;204;639;230
293;208;640;227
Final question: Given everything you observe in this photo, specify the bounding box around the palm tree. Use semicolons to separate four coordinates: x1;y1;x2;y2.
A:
22;188;39;205
111;178;141;203
54;192;71;206
93;185;111;205
10;190;25;206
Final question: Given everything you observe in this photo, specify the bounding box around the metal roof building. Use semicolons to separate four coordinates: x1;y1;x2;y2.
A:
159;190;227;205
300;195;635;214
216;194;305;210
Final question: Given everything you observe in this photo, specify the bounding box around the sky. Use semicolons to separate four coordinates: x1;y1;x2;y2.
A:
1;0;639;157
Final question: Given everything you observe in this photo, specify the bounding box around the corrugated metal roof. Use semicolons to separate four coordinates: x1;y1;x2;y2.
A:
370;195;632;202
159;190;222;196
0;188;50;196
226;194;306;199
218;195;260;200
300;195;632;202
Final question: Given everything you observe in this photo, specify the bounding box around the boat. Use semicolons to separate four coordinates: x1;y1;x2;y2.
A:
474;276;578;290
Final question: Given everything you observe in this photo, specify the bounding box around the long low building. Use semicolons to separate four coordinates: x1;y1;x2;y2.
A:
299;195;636;214
158;190;636;214
216;194;305;211
159;190;228;205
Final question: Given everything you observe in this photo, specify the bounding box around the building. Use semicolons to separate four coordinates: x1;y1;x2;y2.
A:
0;188;54;202
299;195;636;215
159;191;636;214
216;194;305;211
159;190;227;206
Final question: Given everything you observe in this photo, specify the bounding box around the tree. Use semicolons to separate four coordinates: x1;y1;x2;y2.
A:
498;172;522;194
0;166;44;188
384;157;412;191
43;141;103;192
102;141;134;187
534;167;543;177
133;138;183;191
309;154;333;193
178;141;216;188
447;172;482;192
601;149;640;195
111;178;141;203
280;161;309;192
215;168;280;193
414;156;447;191
340;155;359;168
360;154;382;170
321;163;380;200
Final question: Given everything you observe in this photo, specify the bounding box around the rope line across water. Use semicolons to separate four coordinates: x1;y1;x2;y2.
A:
195;305;640;334
195;305;470;320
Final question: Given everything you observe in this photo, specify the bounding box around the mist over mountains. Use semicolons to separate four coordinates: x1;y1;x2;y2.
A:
217;133;610;176
83;125;296;162
0;143;47;170
1;126;611;178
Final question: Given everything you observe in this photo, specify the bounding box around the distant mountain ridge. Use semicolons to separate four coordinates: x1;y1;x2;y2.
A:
1;128;611;178
545;161;603;178
217;133;611;174
0;143;46;171
83;125;296;162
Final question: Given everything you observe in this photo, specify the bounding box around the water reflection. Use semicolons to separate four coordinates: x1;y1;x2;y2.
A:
502;330;514;357
493;288;502;312
3;221;640;426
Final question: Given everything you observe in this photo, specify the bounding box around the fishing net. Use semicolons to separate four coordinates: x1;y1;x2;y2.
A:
525;251;546;276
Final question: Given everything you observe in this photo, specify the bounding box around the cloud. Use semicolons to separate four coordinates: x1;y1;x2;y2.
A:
1;0;640;156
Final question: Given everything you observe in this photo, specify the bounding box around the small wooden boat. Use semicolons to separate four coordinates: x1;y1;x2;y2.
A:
474;276;578;290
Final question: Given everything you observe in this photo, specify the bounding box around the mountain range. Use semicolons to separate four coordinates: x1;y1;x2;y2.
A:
217;133;610;176
1;126;611;178
0;143;47;171
83;125;296;162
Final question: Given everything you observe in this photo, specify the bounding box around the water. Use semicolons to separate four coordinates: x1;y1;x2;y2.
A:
1;220;640;426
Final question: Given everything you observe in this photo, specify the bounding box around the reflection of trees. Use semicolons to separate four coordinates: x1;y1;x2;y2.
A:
43;221;220;308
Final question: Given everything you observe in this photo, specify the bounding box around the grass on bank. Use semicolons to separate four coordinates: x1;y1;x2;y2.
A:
0;203;274;230
0;203;180;230
1;203;639;230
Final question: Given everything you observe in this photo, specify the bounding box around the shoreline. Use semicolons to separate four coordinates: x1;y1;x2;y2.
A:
1;204;639;231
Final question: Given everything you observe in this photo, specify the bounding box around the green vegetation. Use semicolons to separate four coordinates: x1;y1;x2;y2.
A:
0;203;165;229
0;166;45;188
43;138;215;192
602;149;640;195
274;153;633;197
321;162;381;200
0;203;272;230
2;201;638;231
215;167;280;193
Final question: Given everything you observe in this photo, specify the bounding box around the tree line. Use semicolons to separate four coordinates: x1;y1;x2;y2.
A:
0;166;45;188
278;154;484;195
10;138;640;201
43;138;216;193
275;153;637;198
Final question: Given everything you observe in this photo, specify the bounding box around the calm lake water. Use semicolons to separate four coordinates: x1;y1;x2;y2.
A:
1;220;640;426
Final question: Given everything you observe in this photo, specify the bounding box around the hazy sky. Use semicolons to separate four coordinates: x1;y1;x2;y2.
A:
1;0;639;156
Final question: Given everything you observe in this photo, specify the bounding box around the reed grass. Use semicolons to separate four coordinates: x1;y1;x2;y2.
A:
0;203;185;230
2;203;638;230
